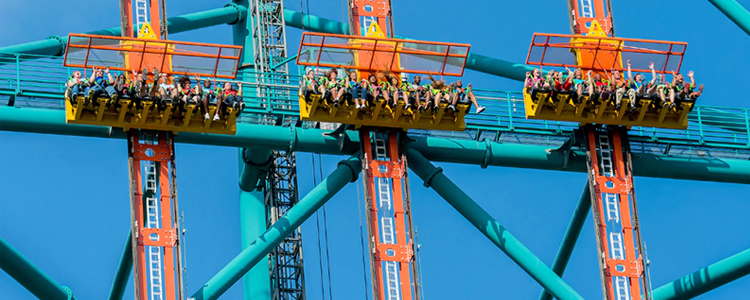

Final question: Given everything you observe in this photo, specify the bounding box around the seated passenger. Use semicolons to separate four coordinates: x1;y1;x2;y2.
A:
175;75;201;110
428;79;447;112
66;70;89;104
387;75;402;107
449;80;485;114
113;73;131;99
220;82;245;115
600;69;616;103
320;69;344;106
367;74;385;105
611;68;628;110
567;67;585;100
129;68;150;100
544;70;557;91
685;71;704;100
625;61;658;113
346;70;369;110
406;75;429;111
153;69;176;108
667;71;693;109
302;68;321;99
524;68;544;90
85;66;117;104
201;80;221;120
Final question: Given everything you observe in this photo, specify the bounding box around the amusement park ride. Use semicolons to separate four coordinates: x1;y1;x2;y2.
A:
1;0;750;300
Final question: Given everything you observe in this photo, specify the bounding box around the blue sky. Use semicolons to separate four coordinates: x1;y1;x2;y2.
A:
2;0;750;299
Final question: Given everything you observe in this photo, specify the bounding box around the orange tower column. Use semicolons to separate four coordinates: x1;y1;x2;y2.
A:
585;125;650;300
127;131;183;300
360;129;419;300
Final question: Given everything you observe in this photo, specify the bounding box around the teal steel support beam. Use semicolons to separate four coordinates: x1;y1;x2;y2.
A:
189;155;361;300
652;248;750;300
404;148;583;300
0;237;75;300
709;0;750;36
538;182;591;300
238;148;274;300
282;9;533;81
0;4;247;56
2;106;750;184
108;231;133;300
231;0;255;72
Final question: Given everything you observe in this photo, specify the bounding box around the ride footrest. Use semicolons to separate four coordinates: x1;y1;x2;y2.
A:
299;94;469;131
522;88;693;129
65;94;238;134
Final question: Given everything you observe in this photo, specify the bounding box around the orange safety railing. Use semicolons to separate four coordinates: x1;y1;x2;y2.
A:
526;33;687;74
63;33;243;79
296;32;471;77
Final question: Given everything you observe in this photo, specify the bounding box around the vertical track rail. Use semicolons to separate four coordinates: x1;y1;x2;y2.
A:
360;128;420;300
127;130;184;300
266;150;306;300
585;125;649;300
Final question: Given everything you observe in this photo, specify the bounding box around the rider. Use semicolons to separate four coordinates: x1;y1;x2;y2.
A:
448;80;485;114
85;66;117;104
66;70;89;104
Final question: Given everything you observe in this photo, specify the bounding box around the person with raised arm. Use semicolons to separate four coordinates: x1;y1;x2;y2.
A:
85;66;117;105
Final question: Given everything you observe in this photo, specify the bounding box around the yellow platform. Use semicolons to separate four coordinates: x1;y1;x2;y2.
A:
523;88;693;130
64;94;238;135
298;94;470;131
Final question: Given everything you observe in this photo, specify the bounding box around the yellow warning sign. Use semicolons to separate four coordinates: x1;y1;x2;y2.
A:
137;22;157;40
587;20;606;37
366;21;386;38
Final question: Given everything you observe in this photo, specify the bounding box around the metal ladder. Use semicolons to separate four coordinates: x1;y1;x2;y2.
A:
605;193;620;222
598;134;614;177
144;161;163;300
373;133;400;300
381;217;395;244
609;232;624;260
385;261;400;300
149;246;163;300
580;0;594;18
614;276;630;300
135;0;148;31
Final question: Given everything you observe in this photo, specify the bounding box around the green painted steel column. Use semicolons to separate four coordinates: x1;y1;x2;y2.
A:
652;248;750;300
405;148;583;300
0;4;247;56
238;148;274;300
0;237;75;300
190;154;361;300
108;231;133;300
282;9;533;81
709;0;750;36
231;0;255;72
538;182;591;300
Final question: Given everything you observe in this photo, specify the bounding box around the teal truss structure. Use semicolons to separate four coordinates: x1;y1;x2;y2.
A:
1;2;750;300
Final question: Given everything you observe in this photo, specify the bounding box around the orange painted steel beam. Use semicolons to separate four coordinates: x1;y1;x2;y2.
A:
351;0;392;37
128;132;182;300
568;0;614;36
361;129;418;300
585;126;648;300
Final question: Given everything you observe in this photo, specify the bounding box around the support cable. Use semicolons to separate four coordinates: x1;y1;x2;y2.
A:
312;153;326;300
356;171;371;300
320;153;334;300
